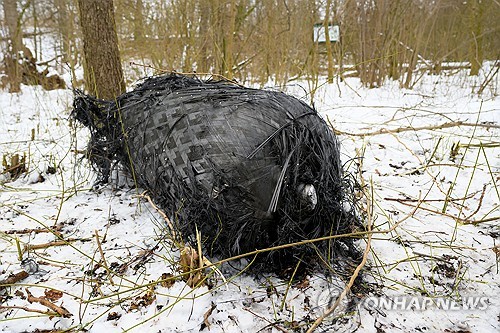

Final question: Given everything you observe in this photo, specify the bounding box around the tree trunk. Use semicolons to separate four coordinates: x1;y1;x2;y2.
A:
77;0;125;100
3;0;23;92
198;1;210;72
468;0;483;76
223;0;237;79
133;0;144;42
55;0;71;62
324;0;334;83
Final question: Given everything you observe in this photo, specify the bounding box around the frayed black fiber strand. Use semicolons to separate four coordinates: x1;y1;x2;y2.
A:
72;73;362;277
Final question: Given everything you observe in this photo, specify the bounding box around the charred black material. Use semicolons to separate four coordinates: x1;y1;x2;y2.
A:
72;74;360;275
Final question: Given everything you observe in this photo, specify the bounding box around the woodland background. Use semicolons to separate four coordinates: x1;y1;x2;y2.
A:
1;0;499;93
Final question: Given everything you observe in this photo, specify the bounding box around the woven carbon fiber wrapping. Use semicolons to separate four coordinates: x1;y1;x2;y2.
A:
72;74;360;275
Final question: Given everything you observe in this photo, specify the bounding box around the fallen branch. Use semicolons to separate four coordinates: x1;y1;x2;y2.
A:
0;270;29;293
392;199;499;225
331;120;499;137
23;238;88;254
385;190;478;203
25;288;72;318
0;304;58;316
5;226;62;238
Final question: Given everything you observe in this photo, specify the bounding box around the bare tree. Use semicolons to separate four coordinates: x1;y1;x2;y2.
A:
77;0;125;99
3;0;24;92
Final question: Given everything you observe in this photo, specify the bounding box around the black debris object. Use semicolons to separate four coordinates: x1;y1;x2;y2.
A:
72;73;361;276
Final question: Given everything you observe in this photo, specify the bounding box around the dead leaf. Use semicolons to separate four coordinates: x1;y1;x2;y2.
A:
44;289;63;302
25;288;72;318
14;289;25;299
107;311;121;321
179;246;205;288
294;276;310;290
160;273;175;288
129;288;156;311
179;246;200;273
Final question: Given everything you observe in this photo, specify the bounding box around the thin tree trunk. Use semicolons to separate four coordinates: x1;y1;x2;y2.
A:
198;1;210;72
468;0;483;76
324;0;334;83
223;0;237;79
133;0;144;42
3;0;23;92
77;0;125;100
210;0;223;75
55;0;71;62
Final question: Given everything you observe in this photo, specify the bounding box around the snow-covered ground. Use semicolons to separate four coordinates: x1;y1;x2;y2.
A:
0;62;498;333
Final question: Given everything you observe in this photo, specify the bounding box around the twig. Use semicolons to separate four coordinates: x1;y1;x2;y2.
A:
136;192;177;239
128;62;240;85
478;60;499;95
5;226;62;238
202;303;216;331
37;260;68;269
35;55;62;66
412;252;456;264
94;230;115;286
384;190;478;203
465;184;487;221
0;304;58;316
243;308;288;333
332;121;499;137
22;238;85;254
25;288;72;318
393;199;498;224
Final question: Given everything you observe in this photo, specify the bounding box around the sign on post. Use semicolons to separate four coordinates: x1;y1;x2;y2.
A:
313;23;340;43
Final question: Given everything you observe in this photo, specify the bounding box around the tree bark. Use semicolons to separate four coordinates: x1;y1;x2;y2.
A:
3;0;23;92
77;0;125;100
